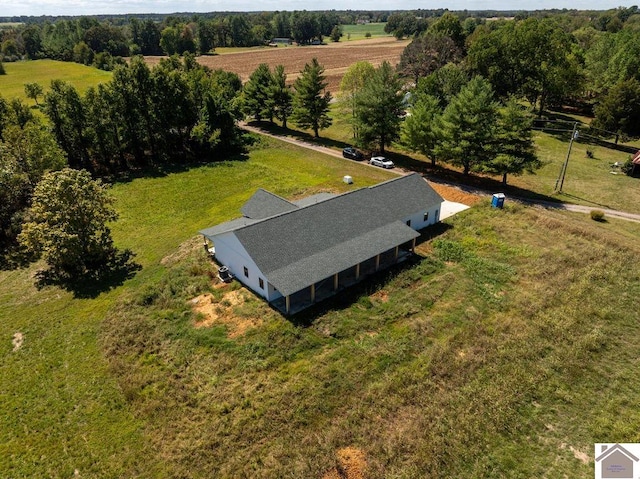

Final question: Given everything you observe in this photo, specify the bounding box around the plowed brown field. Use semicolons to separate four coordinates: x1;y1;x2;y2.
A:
143;37;409;93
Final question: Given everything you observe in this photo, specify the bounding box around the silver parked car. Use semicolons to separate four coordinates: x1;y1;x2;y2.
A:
369;156;395;169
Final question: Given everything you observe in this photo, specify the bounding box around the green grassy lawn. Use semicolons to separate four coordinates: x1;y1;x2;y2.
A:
290;105;640;215
0;60;112;104
103;199;640;477
341;22;389;40
2;132;640;477
0;137;394;477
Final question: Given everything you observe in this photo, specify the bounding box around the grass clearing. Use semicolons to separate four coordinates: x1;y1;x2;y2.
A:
0;60;112;104
341;23;389;40
0;136;395;477
99;199;640;477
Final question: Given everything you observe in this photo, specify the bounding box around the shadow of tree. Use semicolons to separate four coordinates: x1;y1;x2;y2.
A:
34;249;141;299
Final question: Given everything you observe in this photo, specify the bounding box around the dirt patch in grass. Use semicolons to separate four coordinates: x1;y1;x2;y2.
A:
370;289;389;302
428;182;482;206
161;236;203;267
190;289;261;338
143;38;408;94
12;332;23;352
323;447;368;479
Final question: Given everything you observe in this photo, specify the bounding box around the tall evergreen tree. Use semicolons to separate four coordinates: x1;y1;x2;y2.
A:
401;94;442;166
242;63;273;122
268;65;293;128
354;61;404;153
485;97;540;184
291;58;332;137
436;76;500;175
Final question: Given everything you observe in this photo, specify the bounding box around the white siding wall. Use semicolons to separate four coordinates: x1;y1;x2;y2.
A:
403;202;442;231
213;233;270;300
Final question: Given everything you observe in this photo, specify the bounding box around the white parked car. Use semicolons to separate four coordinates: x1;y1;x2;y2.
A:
369;156;395;169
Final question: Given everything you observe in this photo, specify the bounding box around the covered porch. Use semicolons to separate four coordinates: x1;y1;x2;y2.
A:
270;240;416;315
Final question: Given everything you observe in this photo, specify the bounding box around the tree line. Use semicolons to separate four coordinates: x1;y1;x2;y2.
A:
0;11;376;70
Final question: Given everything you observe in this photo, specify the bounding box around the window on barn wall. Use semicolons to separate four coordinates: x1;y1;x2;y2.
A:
244;266;249;278
259;278;264;289
406;220;411;227
423;212;429;221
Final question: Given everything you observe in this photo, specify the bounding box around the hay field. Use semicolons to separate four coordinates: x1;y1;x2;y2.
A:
144;37;409;93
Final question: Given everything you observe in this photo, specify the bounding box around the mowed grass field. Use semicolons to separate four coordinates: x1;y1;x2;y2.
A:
341;22;389;40
294;104;640;215
0;137;394;477
0;60;112;104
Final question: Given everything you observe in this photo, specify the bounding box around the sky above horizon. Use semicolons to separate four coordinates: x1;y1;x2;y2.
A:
3;0;634;17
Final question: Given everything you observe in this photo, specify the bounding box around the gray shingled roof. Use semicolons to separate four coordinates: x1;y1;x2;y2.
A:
199;217;258;237
292;192;337;207
266;222;419;296
231;173;442;296
241;189;298;219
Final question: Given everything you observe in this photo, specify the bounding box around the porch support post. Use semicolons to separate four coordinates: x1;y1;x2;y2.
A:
411;238;416;252
311;283;316;303
286;295;290;314
395;245;399;261
333;273;339;291
356;263;360;280
375;254;380;271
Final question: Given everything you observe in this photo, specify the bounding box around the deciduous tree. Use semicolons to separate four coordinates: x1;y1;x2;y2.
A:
339;61;375;140
398;32;461;84
354;61;404;153
18;168;131;286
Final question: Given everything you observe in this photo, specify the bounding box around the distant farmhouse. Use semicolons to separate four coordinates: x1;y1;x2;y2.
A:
200;173;443;314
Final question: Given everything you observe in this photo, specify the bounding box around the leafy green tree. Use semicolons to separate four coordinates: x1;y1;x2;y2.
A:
160;26;180;55
0;122;67;259
291;12;320;45
44;80;92;171
330;25;342;42
467;18;580;113
0;61;5;75
197;19;216;53
485;98;540;184
401;94;442;166
242;63;273;122
436;76;500;175
416;63;469;108
339;61;375;140
24;82;44;106
19;168;128;285
398;32;461;84
291;58;332;137
354;61;404;153
72;41;93;65
592;78;640;137
429;12;465;50
268;65;293;128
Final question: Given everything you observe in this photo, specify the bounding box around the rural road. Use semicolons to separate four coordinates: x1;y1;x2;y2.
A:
241;123;640;224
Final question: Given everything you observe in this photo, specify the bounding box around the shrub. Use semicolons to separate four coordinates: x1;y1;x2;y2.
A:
365;32;372;38
586;149;594;158
0;61;5;75
590;209;605;222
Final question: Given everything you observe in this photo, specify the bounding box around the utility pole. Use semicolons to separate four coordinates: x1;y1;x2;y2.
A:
555;121;579;193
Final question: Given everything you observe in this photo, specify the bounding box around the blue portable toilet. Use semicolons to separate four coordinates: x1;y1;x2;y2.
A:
491;193;505;208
